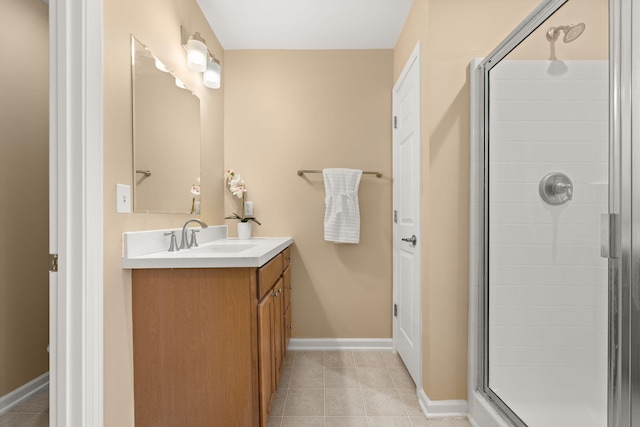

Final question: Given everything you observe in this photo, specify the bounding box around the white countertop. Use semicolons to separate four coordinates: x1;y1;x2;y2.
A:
122;226;293;269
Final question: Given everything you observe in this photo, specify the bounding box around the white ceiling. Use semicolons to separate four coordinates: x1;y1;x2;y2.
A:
196;0;414;50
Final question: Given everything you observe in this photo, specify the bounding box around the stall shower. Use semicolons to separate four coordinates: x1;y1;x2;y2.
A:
467;0;620;425
487;59;608;426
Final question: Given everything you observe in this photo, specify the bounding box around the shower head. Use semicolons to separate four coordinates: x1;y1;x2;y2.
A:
546;23;586;43
546;23;586;60
563;23;586;42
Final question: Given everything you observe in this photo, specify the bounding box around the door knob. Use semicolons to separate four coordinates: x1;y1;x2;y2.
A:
401;235;417;246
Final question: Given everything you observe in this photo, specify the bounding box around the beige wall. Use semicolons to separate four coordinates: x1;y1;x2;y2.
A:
394;0;542;401
103;0;224;424
224;50;394;338
0;0;49;397
394;0;608;402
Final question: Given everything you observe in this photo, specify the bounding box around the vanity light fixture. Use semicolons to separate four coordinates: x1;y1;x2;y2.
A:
181;26;222;89
203;56;221;89
186;32;208;72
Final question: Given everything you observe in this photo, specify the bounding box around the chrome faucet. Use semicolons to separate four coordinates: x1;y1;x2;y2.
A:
180;219;208;249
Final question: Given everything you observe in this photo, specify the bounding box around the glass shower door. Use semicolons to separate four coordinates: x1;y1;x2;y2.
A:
482;1;610;425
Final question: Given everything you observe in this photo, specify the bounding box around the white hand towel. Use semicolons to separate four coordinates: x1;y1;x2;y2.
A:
323;168;362;244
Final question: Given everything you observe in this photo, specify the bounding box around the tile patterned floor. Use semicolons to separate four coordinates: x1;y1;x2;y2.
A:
0;353;469;427
0;388;49;427
268;350;471;427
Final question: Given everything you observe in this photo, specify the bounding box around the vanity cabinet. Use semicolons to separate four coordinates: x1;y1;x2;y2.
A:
132;245;292;427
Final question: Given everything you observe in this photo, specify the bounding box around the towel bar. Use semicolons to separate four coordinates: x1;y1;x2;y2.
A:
297;169;382;178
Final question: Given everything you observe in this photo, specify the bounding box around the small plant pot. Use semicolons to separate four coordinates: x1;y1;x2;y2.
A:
237;222;252;240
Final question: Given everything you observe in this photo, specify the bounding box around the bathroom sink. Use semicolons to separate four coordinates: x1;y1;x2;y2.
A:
192;244;258;254
122;226;293;268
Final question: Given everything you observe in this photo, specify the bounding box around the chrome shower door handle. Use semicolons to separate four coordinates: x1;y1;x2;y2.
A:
402;235;417;246
601;213;619;259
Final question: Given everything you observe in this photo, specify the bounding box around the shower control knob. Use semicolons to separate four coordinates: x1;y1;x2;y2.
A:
539;172;574;205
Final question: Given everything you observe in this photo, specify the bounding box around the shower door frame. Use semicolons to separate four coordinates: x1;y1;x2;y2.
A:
473;0;628;425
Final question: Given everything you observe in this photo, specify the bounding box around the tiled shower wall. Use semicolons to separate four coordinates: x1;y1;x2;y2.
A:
488;61;608;422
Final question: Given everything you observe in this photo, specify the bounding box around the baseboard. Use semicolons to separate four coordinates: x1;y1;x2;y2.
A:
288;338;393;351
417;388;468;419
0;372;49;415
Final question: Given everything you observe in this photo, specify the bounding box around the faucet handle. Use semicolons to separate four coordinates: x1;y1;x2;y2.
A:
164;231;179;252
189;229;201;248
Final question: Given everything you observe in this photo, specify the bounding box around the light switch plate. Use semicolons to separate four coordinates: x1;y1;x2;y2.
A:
116;184;131;213
244;201;254;217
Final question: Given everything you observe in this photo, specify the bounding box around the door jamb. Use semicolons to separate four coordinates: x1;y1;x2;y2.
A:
49;0;104;425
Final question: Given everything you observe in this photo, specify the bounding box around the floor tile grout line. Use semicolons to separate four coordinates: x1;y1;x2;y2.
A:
322;351;326;425
350;349;371;426
387;361;412;420
356;365;369;420
278;350;294;426
279;350;470;426
279;386;289;427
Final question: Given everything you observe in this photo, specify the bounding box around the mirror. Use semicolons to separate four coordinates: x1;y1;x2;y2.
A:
131;35;201;214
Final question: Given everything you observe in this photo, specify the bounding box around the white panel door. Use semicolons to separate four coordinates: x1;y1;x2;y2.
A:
392;43;422;387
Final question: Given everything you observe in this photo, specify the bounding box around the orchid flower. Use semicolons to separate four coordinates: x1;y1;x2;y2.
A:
223;168;260;224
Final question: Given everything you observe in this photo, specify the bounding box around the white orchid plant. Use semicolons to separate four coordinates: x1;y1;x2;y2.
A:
224;169;261;224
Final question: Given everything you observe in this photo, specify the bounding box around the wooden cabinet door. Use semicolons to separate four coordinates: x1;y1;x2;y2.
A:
284;306;292;354
282;266;291;312
257;291;274;427
273;278;284;388
282;266;291;358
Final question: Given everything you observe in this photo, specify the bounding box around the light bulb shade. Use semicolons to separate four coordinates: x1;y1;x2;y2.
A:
203;59;221;89
186;38;207;72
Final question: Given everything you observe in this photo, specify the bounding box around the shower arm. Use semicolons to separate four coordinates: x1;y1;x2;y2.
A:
547;27;561;60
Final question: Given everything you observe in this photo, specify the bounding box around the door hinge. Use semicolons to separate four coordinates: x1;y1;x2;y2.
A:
393;116;398;129
393;210;397;223
394;304;398;317
49;254;58;272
